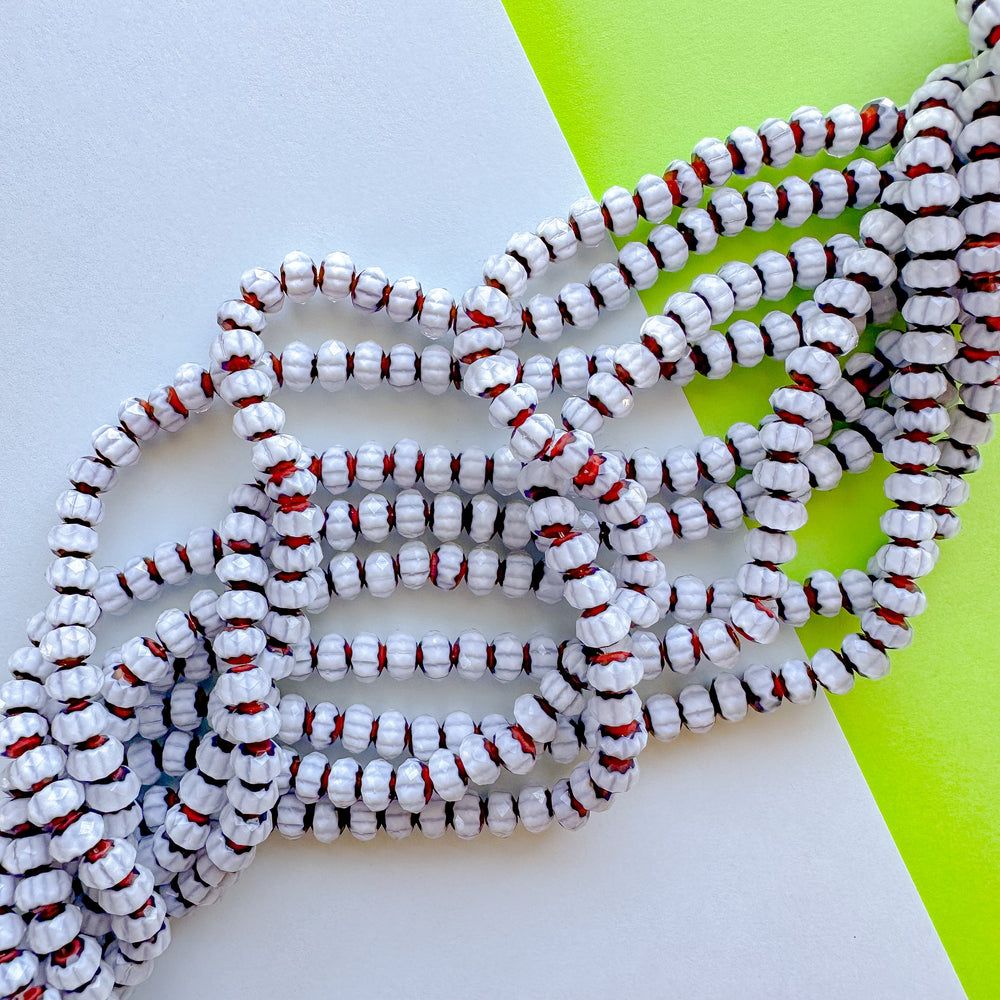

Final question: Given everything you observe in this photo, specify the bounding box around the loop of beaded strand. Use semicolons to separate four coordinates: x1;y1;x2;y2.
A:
2;8;999;996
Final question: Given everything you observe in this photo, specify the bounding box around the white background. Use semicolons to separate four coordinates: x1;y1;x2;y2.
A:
0;3;965;998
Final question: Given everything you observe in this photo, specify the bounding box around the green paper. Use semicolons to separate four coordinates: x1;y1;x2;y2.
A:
503;1;999;995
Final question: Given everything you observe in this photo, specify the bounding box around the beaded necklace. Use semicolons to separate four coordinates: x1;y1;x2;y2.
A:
2;2;999;996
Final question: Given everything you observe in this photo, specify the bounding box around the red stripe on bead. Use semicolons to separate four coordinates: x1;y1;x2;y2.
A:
51;938;84;967
5;735;41;758
508;725;536;755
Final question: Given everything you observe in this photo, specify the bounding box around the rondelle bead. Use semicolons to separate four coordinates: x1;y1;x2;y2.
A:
676;207;719;254
280;251;317;304
692;136;733;187
634;174;673;223
568;196;607;247
811;648;855;695
240;267;283;312
647;223;690;272
697;619;740;669
743;181;778;231
758;117;796;167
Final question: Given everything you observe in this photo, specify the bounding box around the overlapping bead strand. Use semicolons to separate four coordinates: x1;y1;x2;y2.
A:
3;7;999;996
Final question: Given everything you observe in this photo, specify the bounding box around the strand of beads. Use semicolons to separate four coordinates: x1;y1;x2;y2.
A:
0;238;888;996
4;10;1000;996
0;209;912;976
259;123;901;350
189;238;884;864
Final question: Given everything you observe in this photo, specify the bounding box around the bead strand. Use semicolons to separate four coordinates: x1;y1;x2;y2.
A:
3;11;998;994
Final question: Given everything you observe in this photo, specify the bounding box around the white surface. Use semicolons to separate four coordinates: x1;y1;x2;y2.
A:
0;2;965;998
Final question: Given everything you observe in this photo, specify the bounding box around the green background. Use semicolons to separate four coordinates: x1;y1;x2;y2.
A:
503;1;999;995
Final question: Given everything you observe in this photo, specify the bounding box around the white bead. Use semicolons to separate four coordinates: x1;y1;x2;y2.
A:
321;757;358;809
727;125;765;176
486;790;518;837
493;726;536;774
778;175;814;228
427;749;466;801
351;266;388;312
510;411;556;462
357;758;392;812
489;383;538;429
558;282;599;330
826;104;863;157
516;786;552;834
463;354;517;399
317;251;353;300
507;231;550;277
692;136;733;186
745;181;780;231
417;287;455;339
240;267;283;312
383;274;420;323
600;185;638;235
568;195;606;246
713;672;748;722
590;261;630;311
448;632;484;682
415;343;451;395
841;635;890;681
811;648;855;695
363;551;397;599
846;159;884;209
586;371;633;419
697;618;740;669
575;603;631;648
588;651;643;693
456;733;499;787
759;117;796;168
634;173;673;222
92;424;140;467
329;553;362;598
676;207;718;253
280;251;316;304
678;684;715;734
352;341;384;390
647;223;690;271
483;253;528;298
707;187;747;236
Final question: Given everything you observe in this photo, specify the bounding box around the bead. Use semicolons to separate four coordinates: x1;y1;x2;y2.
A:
483;254;527;298
600;185;638;236
745;181;779;231
558;282;600;329
778;175;815;228
385;275;421;323
707;187;747;237
727;125;765;176
352;341;384;390
697;619;740;669
692;136;733;187
568;196;607;247
759;117;796;168
280;251;316;304
826;104;863;157
812;648;855;695
634;174;673;222
240;267;283;312
678;684;715;734
676;207;719;254
647;224;690;272
713;672;748;723
351;267;389;313
789;105;827;156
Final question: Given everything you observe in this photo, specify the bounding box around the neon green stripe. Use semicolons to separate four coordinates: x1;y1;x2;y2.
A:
503;2;999;995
